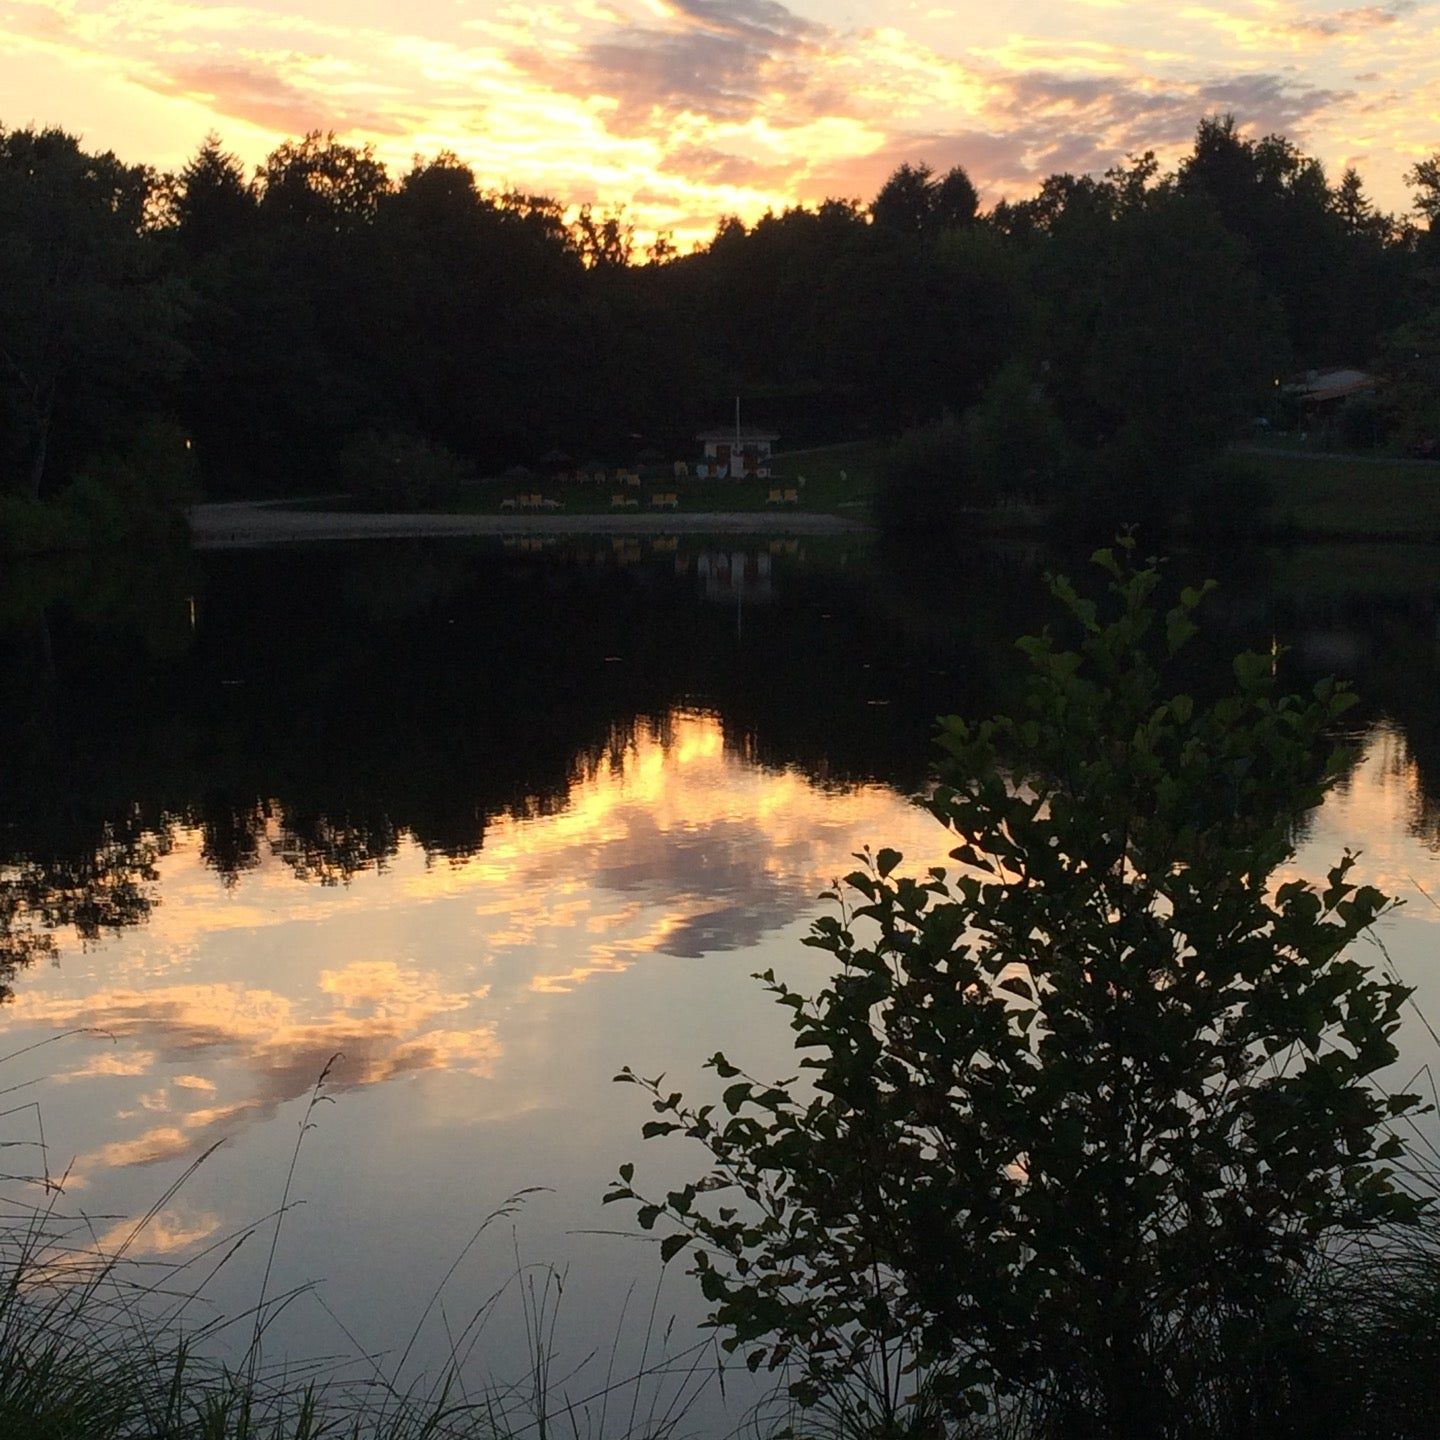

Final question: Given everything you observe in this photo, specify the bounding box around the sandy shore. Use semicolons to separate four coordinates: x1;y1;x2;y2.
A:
189;500;871;548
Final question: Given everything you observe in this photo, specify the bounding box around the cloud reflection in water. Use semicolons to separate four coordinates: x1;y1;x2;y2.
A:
7;709;949;1188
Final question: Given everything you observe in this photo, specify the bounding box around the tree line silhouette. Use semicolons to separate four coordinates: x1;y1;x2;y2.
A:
2;115;1439;515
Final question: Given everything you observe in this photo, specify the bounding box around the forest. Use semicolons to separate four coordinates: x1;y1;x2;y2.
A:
9;110;1440;1440
1;115;1439;534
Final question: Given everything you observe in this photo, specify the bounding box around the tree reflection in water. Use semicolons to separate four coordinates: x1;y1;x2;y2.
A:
0;818;171;1000
3;537;1440;1000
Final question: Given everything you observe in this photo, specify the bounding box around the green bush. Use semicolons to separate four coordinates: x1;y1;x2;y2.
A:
0;496;84;555
1383;386;1440;456
873;417;991;542
1336;392;1383;449
62;421;197;546
963;362;1069;501
0;423;194;554
1047;442;1176;543
612;541;1426;1439
339;431;471;511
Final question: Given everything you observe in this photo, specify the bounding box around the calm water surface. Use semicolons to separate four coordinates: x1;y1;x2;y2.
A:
2;537;1439;1419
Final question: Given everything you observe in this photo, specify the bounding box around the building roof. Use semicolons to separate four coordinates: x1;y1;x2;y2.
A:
696;426;779;443
1284;368;1377;404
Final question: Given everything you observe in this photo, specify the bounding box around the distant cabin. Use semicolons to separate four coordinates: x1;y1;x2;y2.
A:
1283;368;1377;415
695;426;778;479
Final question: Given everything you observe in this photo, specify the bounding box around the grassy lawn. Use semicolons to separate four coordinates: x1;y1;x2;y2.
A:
768;438;888;503
433;438;888;518
266;444;1440;545
1263;542;1440;600
1252;452;1440;540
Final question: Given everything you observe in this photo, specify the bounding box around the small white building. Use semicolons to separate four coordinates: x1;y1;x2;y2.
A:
1282;368;1378;415
695;426;779;479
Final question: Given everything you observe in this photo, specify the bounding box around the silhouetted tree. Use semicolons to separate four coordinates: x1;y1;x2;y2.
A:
1406;153;1440;225
0;127;187;500
573;202;635;268
1177;115;1396;364
932;165;980;228
256;131;390;230
872;161;979;234
1;115;1431;526
173;133;257;256
871;161;936;234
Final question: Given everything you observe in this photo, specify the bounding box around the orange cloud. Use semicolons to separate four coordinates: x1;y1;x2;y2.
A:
89;1206;225;1259
13;709;1440;1221
13;961;502;1179
11;710;953;1190
0;0;1436;235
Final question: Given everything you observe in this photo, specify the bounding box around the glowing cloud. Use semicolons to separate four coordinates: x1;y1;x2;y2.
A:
0;0;1435;237
8;710;949;1190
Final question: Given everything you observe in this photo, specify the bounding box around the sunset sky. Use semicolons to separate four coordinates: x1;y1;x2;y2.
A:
1;0;1437;239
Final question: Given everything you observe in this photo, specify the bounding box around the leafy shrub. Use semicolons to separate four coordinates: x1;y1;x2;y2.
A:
0;496;84;555
963;362;1069;501
62;421;197;546
1336;392;1383;449
1383;387;1440;458
0;423;194;554
1275;388;1305;433
339;431;470;511
610;540;1425;1439
873;417;991;542
1047;443;1175;544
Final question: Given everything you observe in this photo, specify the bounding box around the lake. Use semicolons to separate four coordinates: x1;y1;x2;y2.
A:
2;536;1439;1427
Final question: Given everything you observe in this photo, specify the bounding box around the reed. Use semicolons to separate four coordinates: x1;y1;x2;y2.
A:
0;1054;719;1440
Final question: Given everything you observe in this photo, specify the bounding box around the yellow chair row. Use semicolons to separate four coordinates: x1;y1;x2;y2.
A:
500;493;561;510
